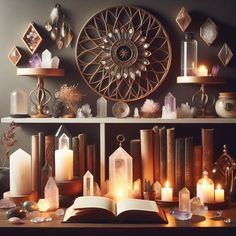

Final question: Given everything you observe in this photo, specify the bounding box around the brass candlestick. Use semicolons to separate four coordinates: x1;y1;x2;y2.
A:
17;68;64;118
177;76;225;117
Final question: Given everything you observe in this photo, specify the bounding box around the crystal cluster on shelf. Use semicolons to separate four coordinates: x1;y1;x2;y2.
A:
200;18;218;46
162;92;177;119
177;103;196;118
22;22;42;54
141;99;160;118
190;197;208;216
176;7;192;31
218;43;233;66
29;49;60;68
77;104;92;118
8;46;22;65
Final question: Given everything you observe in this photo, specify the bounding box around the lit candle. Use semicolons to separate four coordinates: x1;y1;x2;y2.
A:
215;184;224;202
55;133;73;182
116;189;125;202
161;181;173;201
133;179;142;198
37;198;50;212
197;65;208;76
196;171;214;203
10;148;32;195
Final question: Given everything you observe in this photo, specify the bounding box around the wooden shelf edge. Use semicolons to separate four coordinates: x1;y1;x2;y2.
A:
17;68;65;77
1;117;236;124
177;76;225;84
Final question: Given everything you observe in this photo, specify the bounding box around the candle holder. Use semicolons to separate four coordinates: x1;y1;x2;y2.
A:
17;68;64;118
177;76;225;117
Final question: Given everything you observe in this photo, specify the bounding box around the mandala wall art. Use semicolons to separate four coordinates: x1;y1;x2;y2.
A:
75;6;172;101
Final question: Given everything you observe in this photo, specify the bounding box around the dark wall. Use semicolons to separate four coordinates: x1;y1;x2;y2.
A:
1;0;236;160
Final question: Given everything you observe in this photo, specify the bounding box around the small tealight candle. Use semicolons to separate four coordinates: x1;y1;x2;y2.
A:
37;199;50;212
161;181;173;201
215;184;224;202
197;65;208;76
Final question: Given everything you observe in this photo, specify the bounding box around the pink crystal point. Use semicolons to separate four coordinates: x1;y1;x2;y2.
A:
44;177;59;210
165;92;176;113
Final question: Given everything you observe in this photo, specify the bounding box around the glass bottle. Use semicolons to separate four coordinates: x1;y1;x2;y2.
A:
10;89;28;117
181;32;198;76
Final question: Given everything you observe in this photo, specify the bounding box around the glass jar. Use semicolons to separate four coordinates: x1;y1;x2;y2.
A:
10;89;28;117
215;92;236;118
181;32;198;76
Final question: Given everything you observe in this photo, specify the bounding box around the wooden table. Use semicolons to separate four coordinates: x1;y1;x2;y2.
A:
1;207;236;236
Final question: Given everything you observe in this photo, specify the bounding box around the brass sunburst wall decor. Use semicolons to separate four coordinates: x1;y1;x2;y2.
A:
75;6;172;101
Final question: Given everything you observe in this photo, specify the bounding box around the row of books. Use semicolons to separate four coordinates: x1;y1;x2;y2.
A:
130;126;214;195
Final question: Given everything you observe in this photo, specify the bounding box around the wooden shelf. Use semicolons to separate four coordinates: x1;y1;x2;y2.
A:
1;206;236;236
1;117;236;124
177;76;225;84
17;68;65;77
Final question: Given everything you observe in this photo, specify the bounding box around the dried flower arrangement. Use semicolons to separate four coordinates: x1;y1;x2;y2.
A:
0;122;19;167
55;84;82;117
141;99;160;118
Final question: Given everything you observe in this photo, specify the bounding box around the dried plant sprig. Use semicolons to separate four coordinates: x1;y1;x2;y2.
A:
0;122;19;167
55;84;82;114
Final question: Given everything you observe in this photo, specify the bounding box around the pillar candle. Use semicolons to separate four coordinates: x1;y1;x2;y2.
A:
10;148;32;195
215;184;224;202
161;181;173;201
55;148;73;181
197;181;214;203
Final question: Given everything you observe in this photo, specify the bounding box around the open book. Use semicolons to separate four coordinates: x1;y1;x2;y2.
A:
63;196;168;223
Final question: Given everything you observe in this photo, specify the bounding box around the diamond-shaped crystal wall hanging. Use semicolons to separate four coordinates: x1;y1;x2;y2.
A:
22;22;42;54
176;7;192;32
218;43;233;66
200;18;218;46
8;46;22;65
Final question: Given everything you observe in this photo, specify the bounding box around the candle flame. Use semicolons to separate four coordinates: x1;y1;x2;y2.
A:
197;65;208;76
217;184;221;190
165;181;170;188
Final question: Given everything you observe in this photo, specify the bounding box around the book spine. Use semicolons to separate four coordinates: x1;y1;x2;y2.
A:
45;135;55;176
78;133;87;178
86;144;96;181
201;128;214;178
140;129;154;189
193;145;203;191
185;136;194;193
152;126;160;182
72;136;80;177
31;134;39;194
159;127;167;186
38;132;45;198
130;139;141;181
167;128;175;190
175;137;185;194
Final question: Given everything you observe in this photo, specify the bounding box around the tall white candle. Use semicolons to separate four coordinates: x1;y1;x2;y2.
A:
161;181;173;201
55;133;73;182
10;148;32;195
215;184;224;202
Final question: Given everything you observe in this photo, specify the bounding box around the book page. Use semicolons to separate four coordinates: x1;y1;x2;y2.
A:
73;196;116;215
116;199;159;216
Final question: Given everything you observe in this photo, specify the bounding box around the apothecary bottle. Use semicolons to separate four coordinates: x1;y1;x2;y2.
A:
181;32;198;76
10;89;28;117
